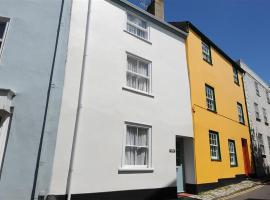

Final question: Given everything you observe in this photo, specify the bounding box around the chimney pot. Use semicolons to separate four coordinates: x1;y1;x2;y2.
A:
147;0;164;20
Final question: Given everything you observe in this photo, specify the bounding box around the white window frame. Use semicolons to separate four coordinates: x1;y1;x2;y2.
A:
237;102;245;124
263;108;268;124
233;67;239;85
126;12;150;41
202;41;212;63
266;90;270;104
258;133;265;155
228;140;237;166
0;17;10;59
125;53;152;95
120;122;153;171
255;81;260;96
254;103;260;120
209;131;220;160
205;85;216;111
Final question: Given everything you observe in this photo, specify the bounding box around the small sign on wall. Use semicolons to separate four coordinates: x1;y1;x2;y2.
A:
169;149;176;153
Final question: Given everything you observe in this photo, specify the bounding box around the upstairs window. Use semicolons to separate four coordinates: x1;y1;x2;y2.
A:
209;131;221;161
0;18;9;57
228;140;237;167
126;54;151;94
127;13;148;40
205;84;216;112
237;102;245;124
202;41;212;64
124;123;151;168
255;81;260;96
254;103;260;121
233;67;239;85
263;108;268;125
258;133;265;155
266;90;270;104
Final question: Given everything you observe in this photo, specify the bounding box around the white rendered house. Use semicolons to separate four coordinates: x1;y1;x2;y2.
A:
47;0;194;199
239;60;270;177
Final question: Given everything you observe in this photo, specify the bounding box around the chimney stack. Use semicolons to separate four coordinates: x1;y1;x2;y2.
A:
147;0;164;20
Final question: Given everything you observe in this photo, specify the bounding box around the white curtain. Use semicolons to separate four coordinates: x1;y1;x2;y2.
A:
127;13;146;29
125;126;148;166
137;77;149;92
138;61;148;76
127;57;137;73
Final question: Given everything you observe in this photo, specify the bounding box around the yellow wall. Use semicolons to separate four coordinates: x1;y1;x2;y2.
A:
186;29;252;184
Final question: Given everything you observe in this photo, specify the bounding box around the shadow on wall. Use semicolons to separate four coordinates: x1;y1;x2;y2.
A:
251;141;270;178
44;180;185;200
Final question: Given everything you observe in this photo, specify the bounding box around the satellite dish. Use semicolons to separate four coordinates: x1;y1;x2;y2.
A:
139;0;153;9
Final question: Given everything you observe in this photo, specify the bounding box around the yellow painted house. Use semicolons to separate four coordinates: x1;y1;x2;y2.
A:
171;22;253;193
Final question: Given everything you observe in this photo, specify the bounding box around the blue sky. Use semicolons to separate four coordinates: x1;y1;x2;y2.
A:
128;0;270;84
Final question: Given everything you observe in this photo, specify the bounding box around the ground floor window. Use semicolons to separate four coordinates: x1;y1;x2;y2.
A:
209;131;221;161
228;140;238;167
123;122;151;168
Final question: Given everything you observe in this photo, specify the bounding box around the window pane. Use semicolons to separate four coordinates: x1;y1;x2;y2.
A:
136;148;148;165
138;128;148;146
127;23;137;35
138;61;149;76
126;126;137;145
125;146;136;165
127;56;137;72
137;77;149;92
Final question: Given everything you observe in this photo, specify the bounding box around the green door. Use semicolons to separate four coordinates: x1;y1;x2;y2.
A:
176;137;184;193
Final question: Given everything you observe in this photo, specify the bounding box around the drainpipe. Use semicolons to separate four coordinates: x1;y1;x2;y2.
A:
65;0;92;200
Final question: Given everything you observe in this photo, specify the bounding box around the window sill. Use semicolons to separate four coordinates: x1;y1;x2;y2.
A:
124;30;152;45
122;86;154;98
239;121;245;125
203;58;213;65
211;159;222;162
118;167;154;173
234;81;240;86
230;164;238;168
207;108;217;114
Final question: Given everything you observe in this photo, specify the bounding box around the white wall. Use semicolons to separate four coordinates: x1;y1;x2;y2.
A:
241;61;270;172
49;0;193;195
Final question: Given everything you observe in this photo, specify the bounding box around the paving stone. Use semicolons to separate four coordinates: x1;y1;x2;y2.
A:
188;180;259;200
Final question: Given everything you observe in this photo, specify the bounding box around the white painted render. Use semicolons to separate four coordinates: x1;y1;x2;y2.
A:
49;0;194;196
240;60;270;174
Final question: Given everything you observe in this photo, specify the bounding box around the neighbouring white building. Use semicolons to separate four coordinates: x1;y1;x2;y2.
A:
239;60;270;177
46;0;194;199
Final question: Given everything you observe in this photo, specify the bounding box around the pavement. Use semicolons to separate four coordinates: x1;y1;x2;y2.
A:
226;183;270;200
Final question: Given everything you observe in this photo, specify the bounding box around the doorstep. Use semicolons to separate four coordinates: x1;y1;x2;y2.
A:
178;193;199;199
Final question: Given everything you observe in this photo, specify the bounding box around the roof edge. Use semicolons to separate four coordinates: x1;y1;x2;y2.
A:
170;21;244;73
108;0;188;39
